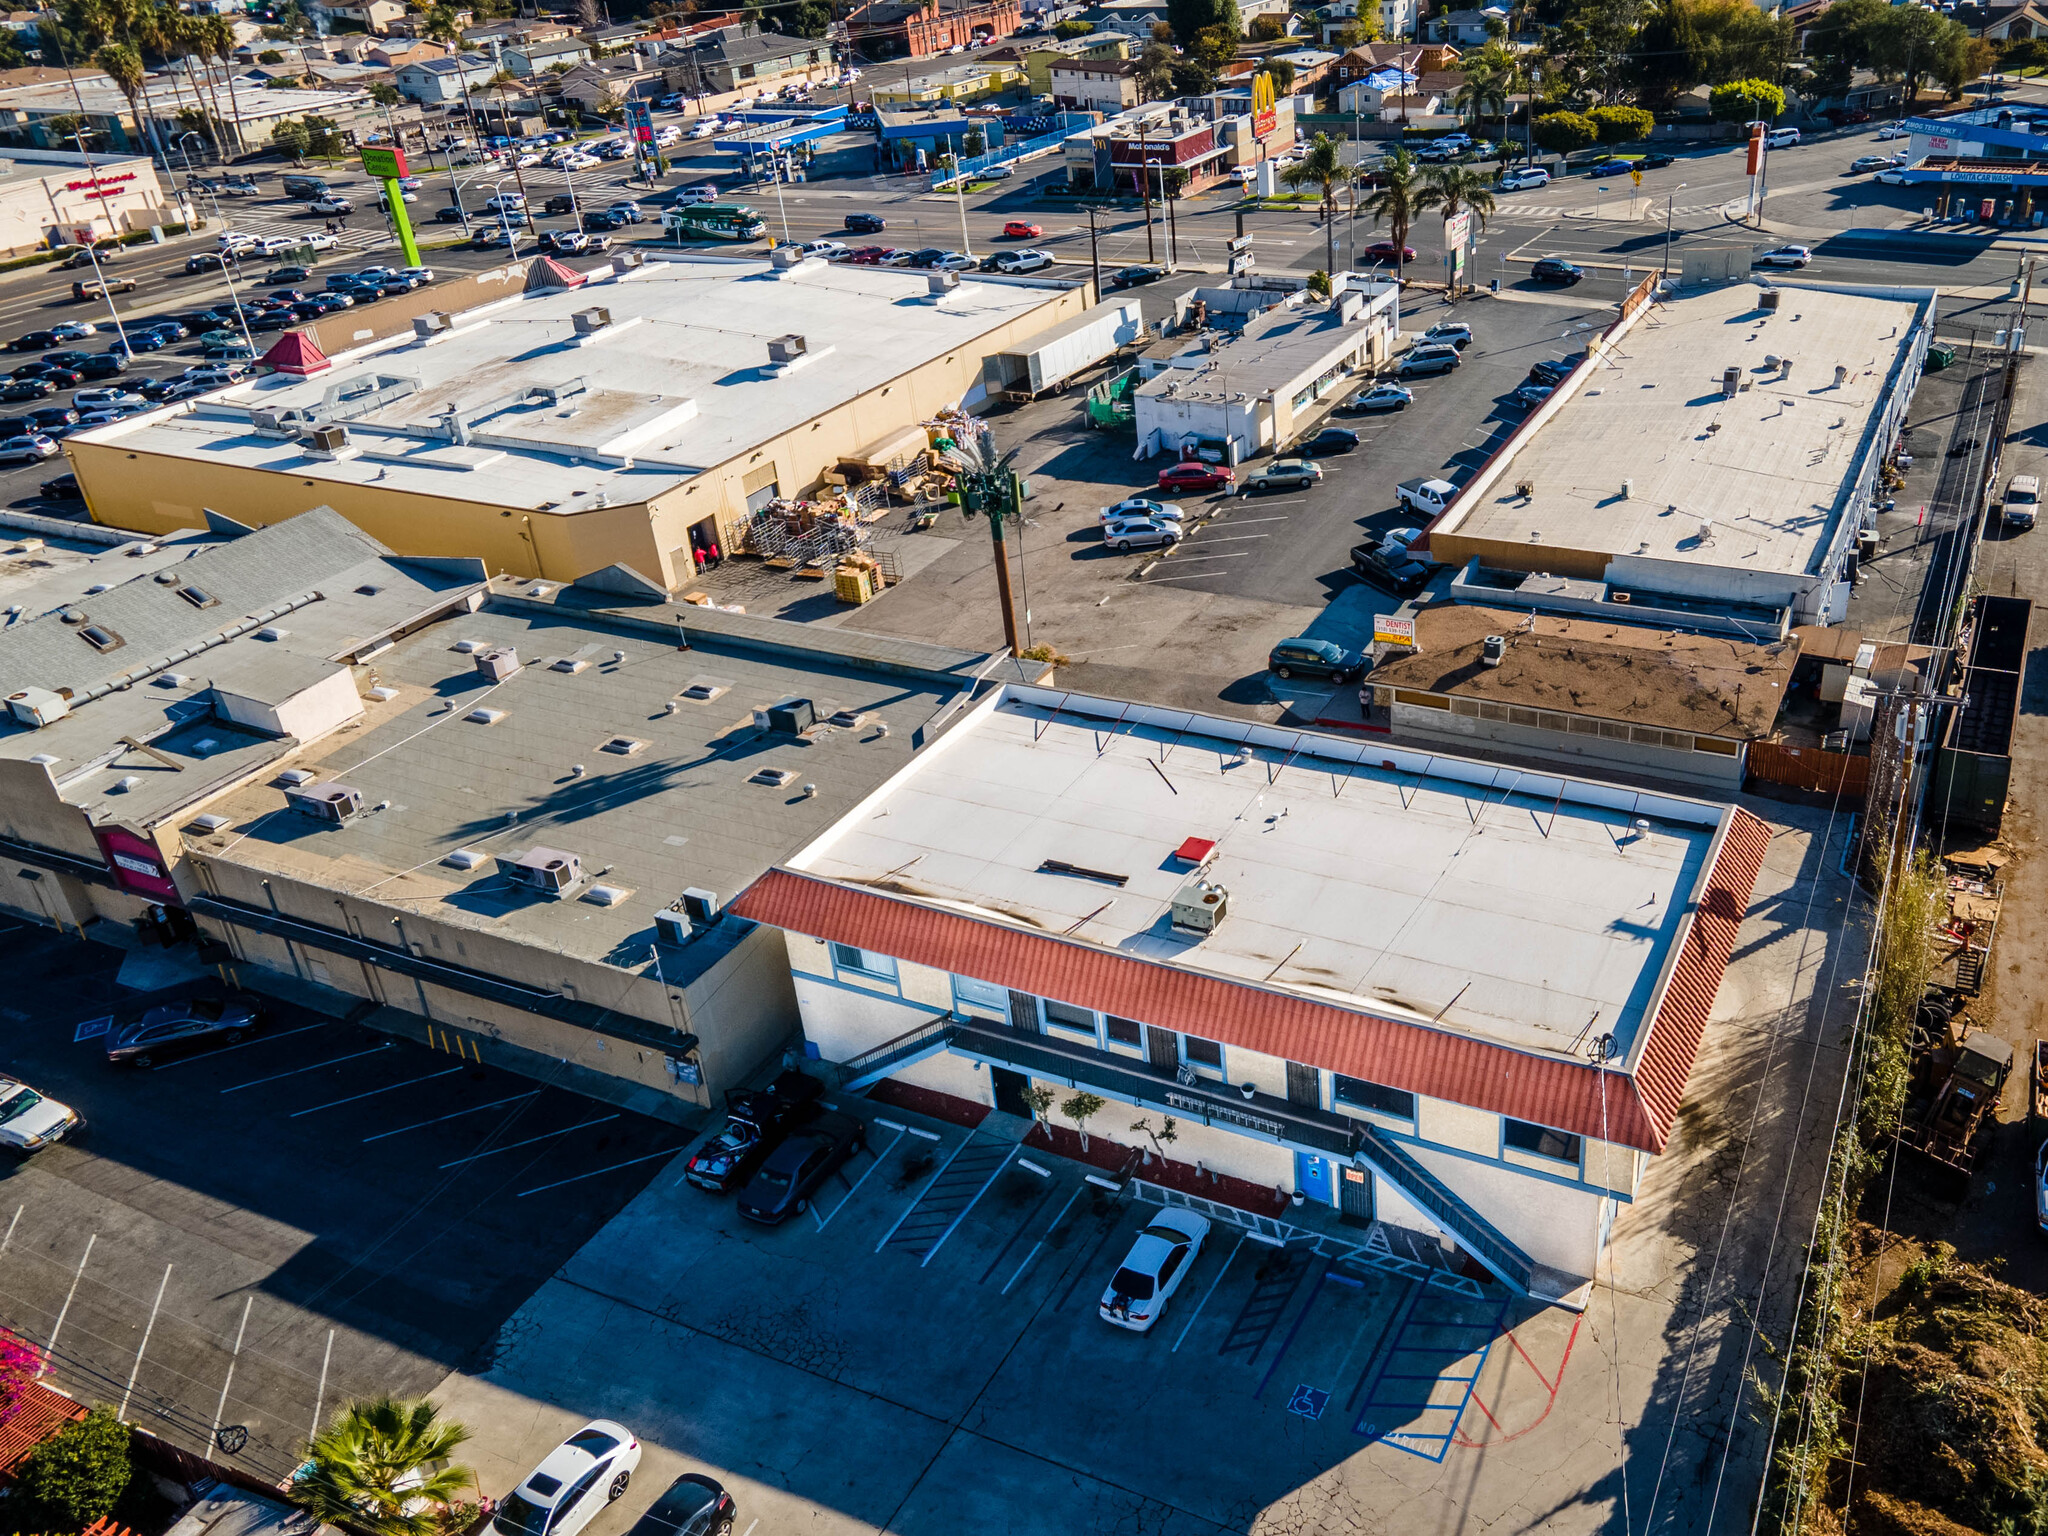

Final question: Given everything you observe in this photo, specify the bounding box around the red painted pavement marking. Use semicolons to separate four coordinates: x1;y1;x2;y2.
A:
1453;1311;1584;1449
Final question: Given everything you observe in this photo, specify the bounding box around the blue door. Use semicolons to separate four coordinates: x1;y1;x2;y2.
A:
1296;1151;1332;1206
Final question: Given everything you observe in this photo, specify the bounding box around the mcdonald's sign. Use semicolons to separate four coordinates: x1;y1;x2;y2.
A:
1252;70;1277;139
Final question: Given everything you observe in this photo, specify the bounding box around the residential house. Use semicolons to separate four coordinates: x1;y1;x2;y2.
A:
1267;46;1340;93
392;52;496;104
1333;41;1458;82
1972;1;2048;37
315;0;408;35
1317;0;1418;42
664;24;833;94
385;5;471;36
503;37;593;76
979;32;1132;92
463;18;576;46
553;54;670;113
367;39;450;69
1428;5;1508;44
1049;57;1139;110
844;0;1022;59
583;19;658;50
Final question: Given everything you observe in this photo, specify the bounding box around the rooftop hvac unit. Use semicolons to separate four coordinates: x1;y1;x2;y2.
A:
1169;876;1228;935
286;781;365;824
768;333;807;364
682;887;721;926
1721;366;1740;399
654;902;693;947
1481;634;1505;667
306;424;350;454
927;270;959;296
572;306;613;336
412;312;454;339
6;686;70;728
475;646;521;682
499;846;583;897
1761;289;1781;311
757;696;815;734
769;245;804;269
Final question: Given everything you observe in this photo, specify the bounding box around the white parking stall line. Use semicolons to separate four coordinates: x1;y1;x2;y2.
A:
158;1020;333;1070
438;1114;619;1169
1189;533;1270;543
220;1043;394;1094
1210;515;1291;525
813;1122;906;1232
364;1090;539;1143
289;1064;465;1118
1144;569;1247;583
311;1328;334;1439
212;1295;252;1435
117;1262;172;1419
1173;1232;1247;1353
40;1233;94;1376
1002;1181;1086;1296
515;1145;684;1198
0;1204;19;1261
921;1144;1022;1268
875;1132;971;1253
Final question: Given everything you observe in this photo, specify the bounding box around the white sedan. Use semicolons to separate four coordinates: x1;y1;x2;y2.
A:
1755;244;1812;268
75;387;145;410
0;1078;83;1155
1100;1209;1210;1331
491;1422;641;1536
1876;166;1911;186
49;320;98;340
1102;515;1183;552
1877;121;1909;139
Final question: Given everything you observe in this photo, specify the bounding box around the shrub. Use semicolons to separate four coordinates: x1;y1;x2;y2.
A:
1052;18;1093;36
14;1407;133;1531
1587;104;1654;143
1532;110;1597;154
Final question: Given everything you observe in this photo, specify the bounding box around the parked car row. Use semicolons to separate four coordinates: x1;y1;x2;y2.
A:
683;1070;866;1224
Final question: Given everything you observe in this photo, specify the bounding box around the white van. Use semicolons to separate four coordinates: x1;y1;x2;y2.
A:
1765;126;1800;148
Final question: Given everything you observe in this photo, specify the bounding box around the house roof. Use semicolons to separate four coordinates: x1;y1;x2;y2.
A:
728;686;1776;1153
682;24;823;64
0;1380;87;1480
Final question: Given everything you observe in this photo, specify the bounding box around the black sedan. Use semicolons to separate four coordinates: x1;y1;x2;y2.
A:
1638;151;1675;170
1110;263;1167;289
1299;426;1361;455
251;310;300;331
844;211;887;233
581;209;624;231
25;407;80;434
684;1071;824;1193
39;472;81;500
106;994;264;1067
1528;356;1582;386
624;1475;736;1536
434;205;469;223
0;379;54;401
74;355;125;380
1529;257;1585;285
1351;540;1435;597
737;1111;866;1224
10;330;60;352
41;349;97;369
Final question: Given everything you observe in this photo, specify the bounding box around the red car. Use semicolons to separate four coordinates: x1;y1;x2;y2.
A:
844;245;888;264
1362;241;1417;264
1158;460;1234;493
1003;220;1042;239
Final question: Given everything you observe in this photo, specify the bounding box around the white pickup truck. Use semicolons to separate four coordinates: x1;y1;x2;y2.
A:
1395;477;1458;517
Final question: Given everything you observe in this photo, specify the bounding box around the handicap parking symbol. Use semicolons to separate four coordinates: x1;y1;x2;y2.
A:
1287;1385;1330;1422
72;1016;111;1043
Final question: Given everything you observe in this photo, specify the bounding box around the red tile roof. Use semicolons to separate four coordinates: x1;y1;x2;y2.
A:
0;1380;87;1481
261;330;330;377
730;805;1773;1154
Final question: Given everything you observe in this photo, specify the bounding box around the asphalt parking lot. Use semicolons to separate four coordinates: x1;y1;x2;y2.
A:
434;1093;1587;1536
0;925;682;1483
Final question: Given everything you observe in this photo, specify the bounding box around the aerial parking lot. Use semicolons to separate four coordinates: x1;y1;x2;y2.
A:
0;925;682;1486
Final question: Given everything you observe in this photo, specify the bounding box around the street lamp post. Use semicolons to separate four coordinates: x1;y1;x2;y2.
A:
1661;183;1685;278
491;172;523;251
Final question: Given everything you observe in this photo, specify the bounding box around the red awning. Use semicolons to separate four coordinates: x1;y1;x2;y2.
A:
525;255;588;291
729;806;1773;1154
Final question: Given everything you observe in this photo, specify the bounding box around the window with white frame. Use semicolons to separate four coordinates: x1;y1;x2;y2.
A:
952;975;1007;1021
1041;999;1098;1041
830;943;898;983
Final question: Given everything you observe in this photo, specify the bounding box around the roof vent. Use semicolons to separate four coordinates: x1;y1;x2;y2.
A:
189;813;233;833
443;848;487;870
466;706;507;724
277;768;317;787
498;845;584;897
154;672;191;689
768;333;807;364
453;639;487;654
749;766;798;787
677;679;729;703
286;780;366;824
256;626;289;642
549;656;590;674
571;306;613;336
1169;876;1229;935
475;646;521;682
582;883;631;907
600;735;646;755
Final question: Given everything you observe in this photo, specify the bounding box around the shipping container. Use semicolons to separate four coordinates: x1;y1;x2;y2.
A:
981;298;1144;400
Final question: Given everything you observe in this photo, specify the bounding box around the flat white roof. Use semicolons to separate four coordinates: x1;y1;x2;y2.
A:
1436;282;1927;580
789;687;1729;1065
71;255;1073;513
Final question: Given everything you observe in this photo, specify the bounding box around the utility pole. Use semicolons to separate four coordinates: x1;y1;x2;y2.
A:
1137;126;1154;265
1161;162;1177;267
1661;182;1684;279
1087;203;1102;299
2005;255;2034;404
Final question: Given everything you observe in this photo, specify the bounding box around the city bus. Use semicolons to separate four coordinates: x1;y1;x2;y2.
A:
661;202;767;242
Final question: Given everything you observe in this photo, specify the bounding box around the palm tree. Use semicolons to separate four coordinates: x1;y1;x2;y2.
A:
1416;162;1497;294
1453;52;1511;133
297;1398;474;1536
1360;147;1421;271
92;42;152;157
203;16;246;158
1279;131;1352;283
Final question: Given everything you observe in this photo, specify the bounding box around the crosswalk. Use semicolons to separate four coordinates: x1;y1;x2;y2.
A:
204;207;393;255
1493;199;1732;222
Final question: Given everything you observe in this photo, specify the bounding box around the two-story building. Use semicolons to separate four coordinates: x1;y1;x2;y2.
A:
392;52;496;104
844;0;1022;58
502;37;593;77
729;684;1773;1308
1048;57;1139;111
